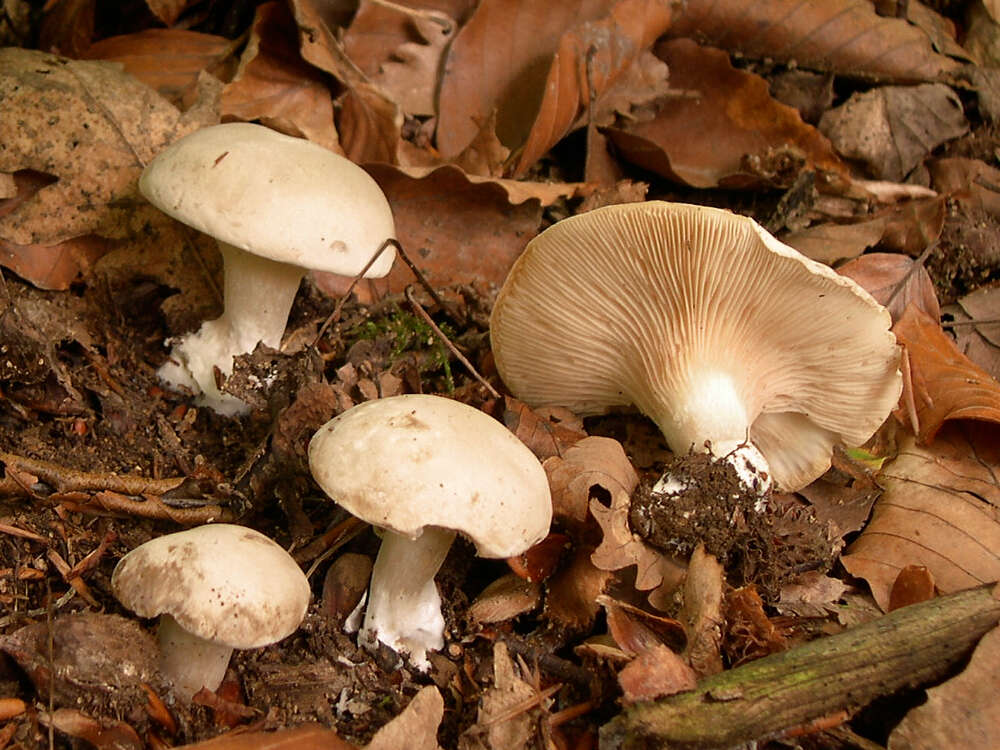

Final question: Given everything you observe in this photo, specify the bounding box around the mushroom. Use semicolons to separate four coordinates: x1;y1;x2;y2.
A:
139;122;397;415
111;524;311;700
308;394;552;669
489;201;902;494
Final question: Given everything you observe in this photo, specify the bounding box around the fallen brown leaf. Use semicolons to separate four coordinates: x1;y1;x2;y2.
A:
39;709;143;750
436;0;672;176
366;685;444;750
617;644;697;704
837;252;941;324
893;303;1000;442
666;0;962;81
545;435;636;532
344;0;458;117
82;29;236;108
888;565;937;611
928;157;1000;217
818;84;968;182
221;2;340;152
724;586;788;666
888;624;1000;750
841;424;1000;611
680;544;724;676
314;164;542;299
503;398;586;462
469;573;541;624
145;0;194;26
776;571;849;619
946;285;1000;381
458;642;550;750
609;39;846;189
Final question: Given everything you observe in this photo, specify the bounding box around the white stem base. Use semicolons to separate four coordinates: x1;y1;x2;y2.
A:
157;614;233;701
157;241;305;416
360;527;456;671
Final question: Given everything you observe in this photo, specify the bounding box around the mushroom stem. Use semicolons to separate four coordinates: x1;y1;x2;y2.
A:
646;369;773;497
157;241;305;416
157;613;234;700
361;526;457;670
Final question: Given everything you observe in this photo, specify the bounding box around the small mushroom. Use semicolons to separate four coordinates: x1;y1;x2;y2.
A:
490;201;902;494
111;524;311;700
308;394;552;669
140;122;397;415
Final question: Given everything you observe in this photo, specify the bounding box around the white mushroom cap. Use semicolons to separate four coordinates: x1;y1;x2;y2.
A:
111;524;310;649
139;122;396;277
490;201;902;492
309;394;552;557
308;394;552;668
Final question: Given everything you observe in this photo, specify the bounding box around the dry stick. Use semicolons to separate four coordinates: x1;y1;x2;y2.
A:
942;317;1000;327
0;452;187;496
601;584;1000;750
312;238;398;347
405;284;501;399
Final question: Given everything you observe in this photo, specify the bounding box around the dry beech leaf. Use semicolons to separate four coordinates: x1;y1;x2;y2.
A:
544;543;614;630
837;252;941;324
680;544;724;677
776;571;849;619
888;624;1000;750
841;424;1000;611
0;48;181;245
928;157;1000;218
314;164;542;299
144;0;194;26
82;30;235;107
666;0;961;81
503;398;586;462
469;573;541;624
288;0;403;163
366;685;444;750
436;0;673;176
394;165;584;206
38;0;94;58
459;642;548;750
949;285;1000;380
39;709;143;750
888;564;936;611
609;39;846;189
221;2;340;153
173;724;358;749
344;1;457;116
783;218;887;265
818;84;968;182
894;304;1000;442
0;48;215;292
545;435;638;532
618;644;697;704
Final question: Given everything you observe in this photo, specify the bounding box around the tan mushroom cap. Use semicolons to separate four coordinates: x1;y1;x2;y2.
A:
111;524;310;649
490;201;902;491
308;394;552;559
139;122;396;277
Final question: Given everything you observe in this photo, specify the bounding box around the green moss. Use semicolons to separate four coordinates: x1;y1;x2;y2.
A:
350;305;455;391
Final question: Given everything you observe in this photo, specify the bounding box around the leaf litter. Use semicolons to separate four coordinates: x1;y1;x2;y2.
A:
2;1;1000;748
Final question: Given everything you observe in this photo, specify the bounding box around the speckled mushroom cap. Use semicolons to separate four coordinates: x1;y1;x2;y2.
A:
308;394;552;558
111;524;310;649
489;201;902;491
139;122;396;277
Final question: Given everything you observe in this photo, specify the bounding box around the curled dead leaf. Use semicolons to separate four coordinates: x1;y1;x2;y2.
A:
894;303;1000;442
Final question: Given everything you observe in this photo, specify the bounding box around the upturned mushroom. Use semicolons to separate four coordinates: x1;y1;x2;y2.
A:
111;524;310;700
140;122;397;415
308;394;552;670
490;201;901;494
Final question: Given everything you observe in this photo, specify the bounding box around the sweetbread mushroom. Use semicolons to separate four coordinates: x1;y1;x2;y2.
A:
308;394;552;670
490;201;901;494
140;122;396;415
111;524;310;700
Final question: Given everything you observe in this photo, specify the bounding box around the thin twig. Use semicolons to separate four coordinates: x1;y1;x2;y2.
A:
885;241;938;309
393;240;450;313
405;285;501;399
312;238;397;347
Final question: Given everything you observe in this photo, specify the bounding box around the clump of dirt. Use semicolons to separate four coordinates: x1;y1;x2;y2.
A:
627;451;836;599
